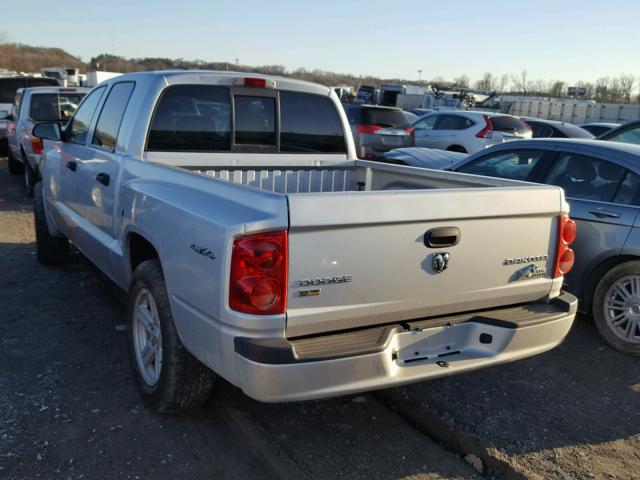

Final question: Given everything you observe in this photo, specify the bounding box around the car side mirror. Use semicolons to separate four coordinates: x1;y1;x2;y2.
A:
33;123;62;141
0;110;9;120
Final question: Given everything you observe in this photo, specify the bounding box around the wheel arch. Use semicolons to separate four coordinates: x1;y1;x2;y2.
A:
580;254;640;314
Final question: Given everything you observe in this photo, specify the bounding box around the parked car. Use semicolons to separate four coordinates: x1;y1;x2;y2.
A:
520;116;594;139
579;122;621;137
598;120;640;145
450;138;640;355
32;70;576;412
384;147;465;169
0;76;59;156
406;108;435;117
7;86;89;195
379;111;532;154
343;103;416;158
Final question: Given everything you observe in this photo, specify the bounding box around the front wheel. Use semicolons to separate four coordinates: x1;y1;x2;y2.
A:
33;181;69;265
7;149;24;175
127;259;216;413
593;261;640;356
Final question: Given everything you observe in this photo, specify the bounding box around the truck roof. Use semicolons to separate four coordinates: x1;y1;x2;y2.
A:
106;70;333;96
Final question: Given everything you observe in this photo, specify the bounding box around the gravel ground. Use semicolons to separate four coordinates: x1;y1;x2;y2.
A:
395;314;640;479
0;157;479;480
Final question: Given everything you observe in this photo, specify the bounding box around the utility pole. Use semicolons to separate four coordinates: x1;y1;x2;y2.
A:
418;70;422;82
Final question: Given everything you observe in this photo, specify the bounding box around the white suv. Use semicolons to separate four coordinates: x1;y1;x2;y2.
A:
380;110;532;154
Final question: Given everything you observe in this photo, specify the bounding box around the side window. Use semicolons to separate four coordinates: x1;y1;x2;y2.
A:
413;114;438;130
456;149;545;180
545;153;626;202
280;91;346;153
435;115;472;130
92;82;135;151
11;92;22;118
607;126;640;146
614;171;640;205
234;96;276;146
147;85;231;152
530;122;554;138
68;87;106;145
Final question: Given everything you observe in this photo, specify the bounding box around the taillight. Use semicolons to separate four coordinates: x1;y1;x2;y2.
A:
553;214;576;278
476;115;494;138
229;231;287;315
404;127;415;135
31;137;43;155
356;124;383;134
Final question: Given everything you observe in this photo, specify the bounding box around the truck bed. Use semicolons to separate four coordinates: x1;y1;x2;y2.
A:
188;160;522;194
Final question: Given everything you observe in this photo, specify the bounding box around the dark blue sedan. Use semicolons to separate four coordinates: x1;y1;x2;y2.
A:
450;139;640;356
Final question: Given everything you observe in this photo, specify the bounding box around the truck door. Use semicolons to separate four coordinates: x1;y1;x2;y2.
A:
68;81;136;276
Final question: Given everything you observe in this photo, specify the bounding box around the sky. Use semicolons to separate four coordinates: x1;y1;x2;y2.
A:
3;0;640;84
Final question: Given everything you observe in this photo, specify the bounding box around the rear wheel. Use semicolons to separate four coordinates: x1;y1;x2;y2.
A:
593;261;640;356
7;149;24;175
446;145;467;153
33;181;69;265
128;259;216;413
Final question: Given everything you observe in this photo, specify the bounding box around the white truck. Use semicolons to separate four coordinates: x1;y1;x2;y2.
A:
32;71;578;413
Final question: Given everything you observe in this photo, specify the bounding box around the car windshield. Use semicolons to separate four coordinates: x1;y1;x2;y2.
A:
30;93;86;121
605;126;640;146
362;108;416;127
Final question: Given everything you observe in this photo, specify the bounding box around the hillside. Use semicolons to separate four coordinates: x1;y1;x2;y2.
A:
0;43;84;73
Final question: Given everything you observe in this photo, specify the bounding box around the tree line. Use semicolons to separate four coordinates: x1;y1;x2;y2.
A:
0;39;638;104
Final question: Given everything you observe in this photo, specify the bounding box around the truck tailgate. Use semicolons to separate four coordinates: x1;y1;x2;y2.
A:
285;186;562;337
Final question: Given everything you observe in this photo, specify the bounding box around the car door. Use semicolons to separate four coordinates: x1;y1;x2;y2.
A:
428;114;467;149
412;114;438;147
70;81;136;276
54;86;107;254
542;151;640;295
7;91;23;159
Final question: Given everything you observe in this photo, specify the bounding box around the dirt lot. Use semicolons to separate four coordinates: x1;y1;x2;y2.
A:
1;155;638;480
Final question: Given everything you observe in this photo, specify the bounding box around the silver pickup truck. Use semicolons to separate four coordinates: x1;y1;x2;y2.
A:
32;71;577;413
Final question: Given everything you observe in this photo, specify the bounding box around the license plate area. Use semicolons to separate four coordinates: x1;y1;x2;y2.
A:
391;323;514;365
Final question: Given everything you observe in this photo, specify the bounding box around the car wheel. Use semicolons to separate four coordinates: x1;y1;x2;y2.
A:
24;160;37;197
128;259;216;413
593;261;640;356
7;149;24;175
446;145;467;153
33;181;69;265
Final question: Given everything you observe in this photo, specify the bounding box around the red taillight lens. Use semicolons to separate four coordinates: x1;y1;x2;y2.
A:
31;137;43;155
553;214;576;278
404;127;415;135
476;115;494;138
229;231;287;315
356;124;383;134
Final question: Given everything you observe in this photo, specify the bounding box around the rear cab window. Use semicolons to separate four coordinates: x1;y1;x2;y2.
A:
146;85;346;153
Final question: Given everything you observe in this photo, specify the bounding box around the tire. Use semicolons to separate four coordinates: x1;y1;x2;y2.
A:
127;259;215;413
8;148;24;175
447;145;467;153
33;181;69;265
592;261;640;356
24;158;37;197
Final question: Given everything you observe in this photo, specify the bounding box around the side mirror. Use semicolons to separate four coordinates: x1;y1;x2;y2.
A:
0;110;9;120
33;123;62;141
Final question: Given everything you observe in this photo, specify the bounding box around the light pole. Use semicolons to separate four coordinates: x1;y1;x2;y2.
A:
417;70;422;82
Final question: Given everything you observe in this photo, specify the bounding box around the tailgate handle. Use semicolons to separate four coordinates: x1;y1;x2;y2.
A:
424;227;460;248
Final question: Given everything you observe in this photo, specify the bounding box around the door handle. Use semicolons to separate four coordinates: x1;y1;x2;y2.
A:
589;208;620;219
96;173;110;186
424;226;461;248
65;161;77;172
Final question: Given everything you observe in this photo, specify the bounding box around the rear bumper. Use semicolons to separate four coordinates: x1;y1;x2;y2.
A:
234;292;577;402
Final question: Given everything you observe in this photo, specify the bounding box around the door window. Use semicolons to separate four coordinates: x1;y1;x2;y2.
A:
613;171;640;205
605;126;640;146
68;87;106;145
435;115;473;130
413;115;438;130
456;149;545;180
545;153;626;202
92;82;135;151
